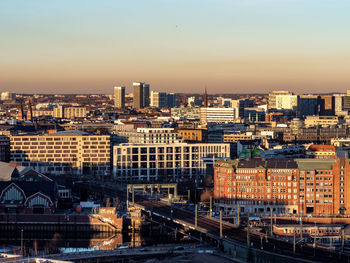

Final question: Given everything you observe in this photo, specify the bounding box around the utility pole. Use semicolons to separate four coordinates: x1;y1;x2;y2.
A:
237;203;240;226
247;212;250;247
300;211;303;241
170;204;173;220
188;190;190;201
195;204;198;228
293;227;296;254
209;196;212;217
220;209;223;238
132;185;134;204
270;209;273;237
342;229;345;253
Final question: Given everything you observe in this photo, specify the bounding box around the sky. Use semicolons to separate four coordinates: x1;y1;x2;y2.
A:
0;0;350;94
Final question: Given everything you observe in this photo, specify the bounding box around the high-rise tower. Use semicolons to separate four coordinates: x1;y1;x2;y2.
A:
133;82;150;109
114;86;125;108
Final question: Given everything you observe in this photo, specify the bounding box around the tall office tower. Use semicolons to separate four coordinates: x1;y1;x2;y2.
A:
268;91;293;109
238;98;254;118
343;90;350;112
143;83;150;107
297;95;318;118
150;91;167;108
167;93;176;108
319;95;335;116
334;94;344;115
114;86;125;108
133;82;144;109
133;82;150;109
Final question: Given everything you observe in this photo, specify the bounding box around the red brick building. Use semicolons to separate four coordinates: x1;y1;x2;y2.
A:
214;158;350;216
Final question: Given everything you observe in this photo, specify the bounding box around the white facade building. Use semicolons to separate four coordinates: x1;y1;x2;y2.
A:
113;143;230;181
200;107;236;123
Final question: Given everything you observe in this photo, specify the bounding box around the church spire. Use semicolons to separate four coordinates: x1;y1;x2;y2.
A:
203;88;208;107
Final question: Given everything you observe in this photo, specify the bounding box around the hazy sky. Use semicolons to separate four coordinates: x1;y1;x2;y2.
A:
1;0;350;94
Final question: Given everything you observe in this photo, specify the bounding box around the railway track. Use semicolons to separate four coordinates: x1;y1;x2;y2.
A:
138;200;350;263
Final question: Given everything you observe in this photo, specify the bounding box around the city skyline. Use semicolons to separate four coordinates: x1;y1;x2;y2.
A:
1;0;350;94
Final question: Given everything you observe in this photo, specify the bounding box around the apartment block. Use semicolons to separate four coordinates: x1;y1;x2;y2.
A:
10;131;110;176
113;143;230;182
64;107;87;119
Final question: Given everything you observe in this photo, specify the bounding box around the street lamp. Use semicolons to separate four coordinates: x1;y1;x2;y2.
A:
20;228;24;256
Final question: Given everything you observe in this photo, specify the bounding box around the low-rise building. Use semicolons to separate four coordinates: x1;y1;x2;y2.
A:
176;128;207;142
304;116;339;127
171;107;200;120
0;162;57;214
306;144;337;159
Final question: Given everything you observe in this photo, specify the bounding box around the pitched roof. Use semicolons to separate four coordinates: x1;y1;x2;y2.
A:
0;162;19;181
308;144;336;152
0;181;57;202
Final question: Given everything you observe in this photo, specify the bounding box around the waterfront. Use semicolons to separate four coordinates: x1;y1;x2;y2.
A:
0;226;193;257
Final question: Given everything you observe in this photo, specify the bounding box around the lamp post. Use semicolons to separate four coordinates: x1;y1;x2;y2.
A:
21;228;24;256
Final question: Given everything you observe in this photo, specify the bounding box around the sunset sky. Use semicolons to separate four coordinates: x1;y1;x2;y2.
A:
1;0;350;94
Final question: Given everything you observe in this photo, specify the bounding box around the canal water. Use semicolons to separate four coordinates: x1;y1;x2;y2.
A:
0;226;191;256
